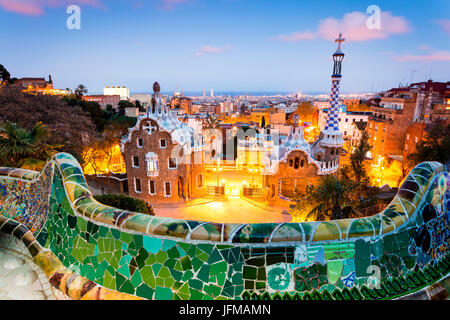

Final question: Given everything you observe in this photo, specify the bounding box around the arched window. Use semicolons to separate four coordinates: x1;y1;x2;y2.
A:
294;157;299;169
300;159;304;167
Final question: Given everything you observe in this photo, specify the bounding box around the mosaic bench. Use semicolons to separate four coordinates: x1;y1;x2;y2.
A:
0;153;449;300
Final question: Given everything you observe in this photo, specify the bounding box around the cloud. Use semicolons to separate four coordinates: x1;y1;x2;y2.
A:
435;19;450;34
274;11;410;42
195;45;231;57
417;45;431;51
395;50;450;62
157;0;188;11
0;0;105;16
275;30;316;42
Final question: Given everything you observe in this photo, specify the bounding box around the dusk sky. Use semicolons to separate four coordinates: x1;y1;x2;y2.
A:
1;0;449;94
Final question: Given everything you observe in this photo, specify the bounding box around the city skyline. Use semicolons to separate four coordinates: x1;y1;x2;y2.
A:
1;0;449;93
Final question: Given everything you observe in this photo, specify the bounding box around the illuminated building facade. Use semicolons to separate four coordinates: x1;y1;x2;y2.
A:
368;80;450;186
15;75;69;95
121;82;207;203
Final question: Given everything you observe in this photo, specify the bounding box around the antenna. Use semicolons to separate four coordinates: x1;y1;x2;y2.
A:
410;70;417;83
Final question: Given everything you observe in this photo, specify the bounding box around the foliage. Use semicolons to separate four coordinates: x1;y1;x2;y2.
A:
296;101;315;123
0;121;61;169
74;84;88;99
0;64;17;84
290;175;360;221
64;96;107;132
408;123;450;166
94;194;154;215
341;129;372;186
118;100;135;116
203;115;222;129
0;85;97;162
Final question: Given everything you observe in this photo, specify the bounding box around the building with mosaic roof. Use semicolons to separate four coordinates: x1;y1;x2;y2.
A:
120;82;207;203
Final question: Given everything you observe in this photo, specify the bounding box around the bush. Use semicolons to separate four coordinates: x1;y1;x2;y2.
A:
94;194;154;215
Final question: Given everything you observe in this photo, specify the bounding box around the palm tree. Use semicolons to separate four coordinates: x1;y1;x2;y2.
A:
74;84;88;99
291;175;360;221
203;115;222;129
0;121;60;169
307;175;360;221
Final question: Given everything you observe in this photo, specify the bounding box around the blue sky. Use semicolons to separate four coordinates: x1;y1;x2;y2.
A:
1;0;449;94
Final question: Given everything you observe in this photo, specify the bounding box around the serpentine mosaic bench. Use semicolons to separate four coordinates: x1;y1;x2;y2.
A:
0;153;449;300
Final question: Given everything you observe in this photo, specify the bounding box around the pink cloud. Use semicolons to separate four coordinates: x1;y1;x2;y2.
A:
395;50;450;62
317;11;410;42
435;19;450;34
195;45;231;57
274;11;410;43
276;30;316;42
157;0;188;11
0;0;105;16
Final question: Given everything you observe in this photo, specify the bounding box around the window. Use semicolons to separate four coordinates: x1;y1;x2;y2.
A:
137;138;143;148
132;156;139;168
164;182;171;197
197;174;203;188
294;157;299;169
168;158;177;169
300;159;304;167
149;180;156;195
134;178;142;193
406;134;410;141
345;118;348;122
160;139;167;148
344;131;347;135
289;159;293;167
145;152;158;176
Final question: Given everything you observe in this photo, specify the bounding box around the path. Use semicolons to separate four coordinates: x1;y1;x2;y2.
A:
155;196;292;224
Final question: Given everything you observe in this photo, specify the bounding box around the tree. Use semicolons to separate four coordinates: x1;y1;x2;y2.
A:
290;175;360;221
203;115;222;129
408;123;450;166
117;100;135;116
0;121;61;169
0;64;17;84
296;101;315;123
0;85;97;163
74;84;88;99
342;129;372;186
135;100;145;112
94;194;154;215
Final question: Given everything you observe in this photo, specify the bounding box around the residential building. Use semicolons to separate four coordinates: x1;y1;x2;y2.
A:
104;86;130;101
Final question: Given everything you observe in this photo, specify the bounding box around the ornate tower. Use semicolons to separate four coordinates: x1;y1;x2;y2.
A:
312;33;345;163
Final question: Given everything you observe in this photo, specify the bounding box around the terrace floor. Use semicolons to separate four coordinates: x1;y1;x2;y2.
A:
154;196;292;224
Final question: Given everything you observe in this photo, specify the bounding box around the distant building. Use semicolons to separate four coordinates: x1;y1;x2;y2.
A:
367;80;450;186
104;86;130;101
131;94;152;105
317;105;371;148
82;94;121;109
125;107;140;117
15;75;69;95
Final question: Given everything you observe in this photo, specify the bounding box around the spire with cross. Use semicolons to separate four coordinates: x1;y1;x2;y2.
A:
335;32;345;52
318;33;345;149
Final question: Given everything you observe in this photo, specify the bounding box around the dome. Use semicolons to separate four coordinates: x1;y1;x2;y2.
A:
153;82;161;93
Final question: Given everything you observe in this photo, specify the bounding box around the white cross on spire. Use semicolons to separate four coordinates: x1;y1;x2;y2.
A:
335;32;345;50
